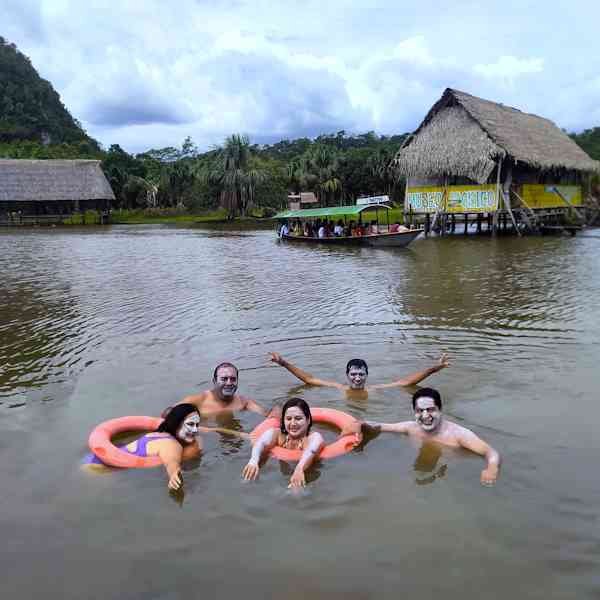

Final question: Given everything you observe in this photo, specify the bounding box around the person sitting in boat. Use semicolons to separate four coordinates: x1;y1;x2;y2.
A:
268;352;449;399
334;220;344;236
279;222;290;238
242;398;324;488
84;403;203;491
318;223;327;238
369;220;379;234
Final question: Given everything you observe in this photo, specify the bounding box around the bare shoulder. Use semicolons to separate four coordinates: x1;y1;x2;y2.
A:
403;421;422;435
182;390;209;407
447;420;477;438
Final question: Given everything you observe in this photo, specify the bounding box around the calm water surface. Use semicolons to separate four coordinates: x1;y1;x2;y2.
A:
1;225;599;599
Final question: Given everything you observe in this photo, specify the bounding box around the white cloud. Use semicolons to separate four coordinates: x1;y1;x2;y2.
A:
474;56;544;82
4;0;600;152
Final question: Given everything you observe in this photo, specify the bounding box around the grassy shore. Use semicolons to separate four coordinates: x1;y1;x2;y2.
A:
63;206;405;226
110;208;235;224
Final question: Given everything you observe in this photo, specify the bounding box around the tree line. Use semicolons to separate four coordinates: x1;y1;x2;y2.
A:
2;35;599;217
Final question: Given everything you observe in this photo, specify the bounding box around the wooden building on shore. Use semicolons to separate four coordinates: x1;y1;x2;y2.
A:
393;88;599;235
0;159;115;226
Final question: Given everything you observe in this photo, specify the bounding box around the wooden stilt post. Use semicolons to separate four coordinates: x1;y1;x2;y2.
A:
464;213;469;235
477;213;482;233
425;213;430;237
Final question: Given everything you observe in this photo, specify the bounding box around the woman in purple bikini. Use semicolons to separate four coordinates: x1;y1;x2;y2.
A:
85;403;203;491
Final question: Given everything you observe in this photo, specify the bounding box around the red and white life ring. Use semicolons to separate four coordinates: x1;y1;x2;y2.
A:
250;407;359;461
88;416;164;469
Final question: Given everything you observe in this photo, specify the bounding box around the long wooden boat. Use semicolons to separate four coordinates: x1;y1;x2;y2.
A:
274;200;422;248
280;229;422;247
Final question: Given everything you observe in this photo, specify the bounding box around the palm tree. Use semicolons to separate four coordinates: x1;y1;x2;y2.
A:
202;134;265;218
307;145;342;206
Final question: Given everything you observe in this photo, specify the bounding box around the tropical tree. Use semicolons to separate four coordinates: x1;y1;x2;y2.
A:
305;145;342;206
201;134;265;218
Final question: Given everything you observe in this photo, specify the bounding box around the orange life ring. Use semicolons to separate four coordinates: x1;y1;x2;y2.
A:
88;416;164;469
250;407;359;461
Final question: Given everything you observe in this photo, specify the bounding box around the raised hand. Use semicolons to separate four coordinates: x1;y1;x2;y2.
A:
436;352;450;371
268;352;284;365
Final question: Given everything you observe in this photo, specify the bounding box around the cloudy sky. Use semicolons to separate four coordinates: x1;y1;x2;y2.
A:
4;0;600;153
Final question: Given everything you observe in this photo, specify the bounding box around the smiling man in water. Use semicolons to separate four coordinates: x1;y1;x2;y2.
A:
170;362;271;417
268;352;449;398
344;387;501;485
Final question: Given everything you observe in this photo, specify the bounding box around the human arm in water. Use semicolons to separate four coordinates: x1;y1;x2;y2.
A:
268;352;343;389
244;397;280;418
241;428;279;481
370;353;450;389
288;432;325;488
339;420;413;437
156;440;187;491
457;429;501;485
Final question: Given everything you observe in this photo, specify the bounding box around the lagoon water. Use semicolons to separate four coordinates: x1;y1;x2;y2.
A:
1;224;600;599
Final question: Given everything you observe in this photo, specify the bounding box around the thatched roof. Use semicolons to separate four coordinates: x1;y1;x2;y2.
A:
0;160;115;202
394;88;599;183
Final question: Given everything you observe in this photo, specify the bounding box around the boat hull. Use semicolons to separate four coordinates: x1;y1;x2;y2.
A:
280;230;422;248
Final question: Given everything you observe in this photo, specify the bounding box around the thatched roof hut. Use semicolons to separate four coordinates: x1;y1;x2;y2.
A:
0;159;115;202
394;88;599;184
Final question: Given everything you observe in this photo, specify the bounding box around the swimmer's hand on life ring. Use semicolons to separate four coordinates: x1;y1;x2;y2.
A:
339;420;363;441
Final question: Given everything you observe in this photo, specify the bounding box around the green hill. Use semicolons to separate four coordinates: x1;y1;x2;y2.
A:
0;36;98;147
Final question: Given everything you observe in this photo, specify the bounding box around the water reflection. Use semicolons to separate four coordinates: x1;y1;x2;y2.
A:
2;225;600;599
413;442;447;486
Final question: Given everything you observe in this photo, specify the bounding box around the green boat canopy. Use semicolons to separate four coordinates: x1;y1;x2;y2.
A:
274;204;392;219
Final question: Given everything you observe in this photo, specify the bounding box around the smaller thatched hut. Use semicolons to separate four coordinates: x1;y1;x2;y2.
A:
0;159;115;224
393;88;599;232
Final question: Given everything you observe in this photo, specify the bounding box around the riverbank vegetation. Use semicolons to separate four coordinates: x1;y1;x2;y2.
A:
2;35;599;222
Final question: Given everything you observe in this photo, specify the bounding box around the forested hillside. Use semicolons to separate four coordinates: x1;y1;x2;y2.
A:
1;36;598;216
0;36;98;149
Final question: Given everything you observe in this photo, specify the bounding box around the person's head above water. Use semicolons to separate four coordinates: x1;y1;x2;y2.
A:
157;403;201;445
412;387;442;433
280;397;313;439
212;362;239;401
345;358;369;390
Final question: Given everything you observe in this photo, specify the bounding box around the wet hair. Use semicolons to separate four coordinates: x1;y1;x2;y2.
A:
280;397;312;434
212;362;239;382
346;358;368;375
156;403;200;444
412;387;442;410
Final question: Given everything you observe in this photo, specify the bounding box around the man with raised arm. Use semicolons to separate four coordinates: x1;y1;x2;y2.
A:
344;387;501;485
169;362;271;417
268;352;449;397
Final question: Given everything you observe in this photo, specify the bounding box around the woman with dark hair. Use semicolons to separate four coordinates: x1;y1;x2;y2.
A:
85;403;204;491
242;398;324;488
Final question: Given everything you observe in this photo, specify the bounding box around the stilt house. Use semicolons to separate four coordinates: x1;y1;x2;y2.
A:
393;88;599;233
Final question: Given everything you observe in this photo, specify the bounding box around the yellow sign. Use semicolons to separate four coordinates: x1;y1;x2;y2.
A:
406;185;498;213
406;187;445;213
521;185;582;209
446;185;497;213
